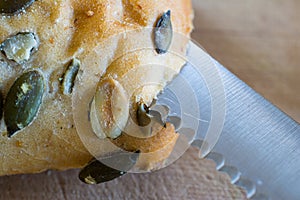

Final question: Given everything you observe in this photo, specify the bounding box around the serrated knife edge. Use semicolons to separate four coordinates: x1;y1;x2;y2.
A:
206;61;300;200
156;41;300;200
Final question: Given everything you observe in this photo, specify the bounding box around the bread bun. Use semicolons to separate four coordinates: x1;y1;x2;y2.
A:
0;0;193;176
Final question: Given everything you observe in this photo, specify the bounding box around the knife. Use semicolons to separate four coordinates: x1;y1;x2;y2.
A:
154;40;300;200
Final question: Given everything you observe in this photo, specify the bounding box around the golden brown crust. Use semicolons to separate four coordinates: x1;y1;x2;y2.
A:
0;0;193;176
112;123;179;170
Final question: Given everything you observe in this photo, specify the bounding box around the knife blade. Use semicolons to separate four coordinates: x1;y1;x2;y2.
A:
155;41;300;200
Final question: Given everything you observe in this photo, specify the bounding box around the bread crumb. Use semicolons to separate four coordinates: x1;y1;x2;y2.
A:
86;10;94;17
16;141;23;148
49;37;54;44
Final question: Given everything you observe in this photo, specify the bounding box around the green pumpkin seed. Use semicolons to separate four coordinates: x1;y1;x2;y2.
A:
137;101;151;127
0;32;39;64
0;92;3;121
62;58;80;95
4;70;44;137
79;151;140;184
154;10;173;54
136;101;165;137
0;0;35;15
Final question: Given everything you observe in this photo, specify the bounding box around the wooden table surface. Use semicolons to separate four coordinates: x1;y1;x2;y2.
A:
192;0;300;123
1;0;299;199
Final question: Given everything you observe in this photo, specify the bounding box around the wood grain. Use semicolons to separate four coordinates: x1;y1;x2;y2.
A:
1;0;299;199
192;0;300;122
0;148;246;200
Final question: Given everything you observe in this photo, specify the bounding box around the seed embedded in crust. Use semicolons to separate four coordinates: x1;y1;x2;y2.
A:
0;32;39;64
0;0;35;15
79;151;139;184
137;101;151;127
62;58;80;95
154;10;173;54
4;70;44;137
94;77;129;139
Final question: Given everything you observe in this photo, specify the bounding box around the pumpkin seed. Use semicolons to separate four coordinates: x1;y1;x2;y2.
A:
79;151;140;184
137;101;151;127
90;97;106;139
94;78;129;139
62;58;80;95
136;101;165;137
0;32;38;64
0;0;35;15
4;70;44;137
154;10;173;54
0;92;3;121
